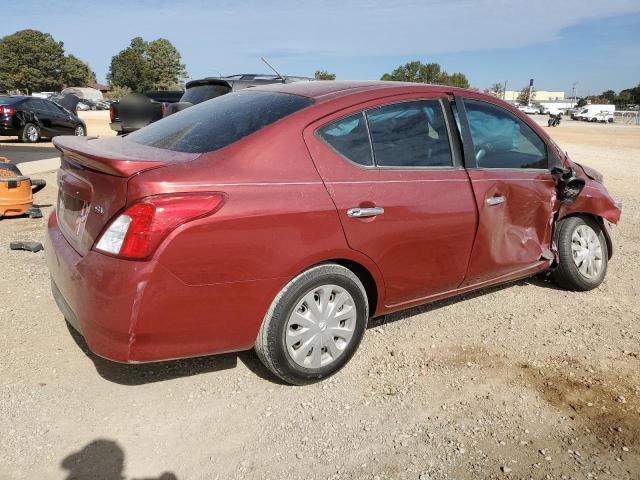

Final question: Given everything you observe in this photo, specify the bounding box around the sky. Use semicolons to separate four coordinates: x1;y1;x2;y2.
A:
3;0;640;95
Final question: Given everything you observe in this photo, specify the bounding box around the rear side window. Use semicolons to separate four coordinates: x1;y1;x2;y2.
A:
317;112;373;166
463;99;547;169
127;91;313;153
366;100;453;167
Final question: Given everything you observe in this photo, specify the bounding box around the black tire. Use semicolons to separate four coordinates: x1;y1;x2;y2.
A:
255;263;369;385
74;125;86;136
552;216;608;291
20;123;40;143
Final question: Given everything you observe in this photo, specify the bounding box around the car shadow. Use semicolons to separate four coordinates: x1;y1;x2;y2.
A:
65;274;562;386
61;438;178;480
65;323;287;386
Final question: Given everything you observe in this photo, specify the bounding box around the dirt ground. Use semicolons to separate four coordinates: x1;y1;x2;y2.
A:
1;115;639;480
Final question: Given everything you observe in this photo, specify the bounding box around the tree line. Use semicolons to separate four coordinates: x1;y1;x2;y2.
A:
8;28;636;107
0;30;473;97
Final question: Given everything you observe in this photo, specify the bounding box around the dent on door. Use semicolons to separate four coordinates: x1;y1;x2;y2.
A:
463;169;558;285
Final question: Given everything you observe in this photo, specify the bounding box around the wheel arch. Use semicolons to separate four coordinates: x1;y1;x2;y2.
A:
557;212;614;259
284;253;385;318
329;258;380;317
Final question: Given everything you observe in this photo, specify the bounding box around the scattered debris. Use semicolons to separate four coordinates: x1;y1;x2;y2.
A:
9;240;44;253
27;207;43;219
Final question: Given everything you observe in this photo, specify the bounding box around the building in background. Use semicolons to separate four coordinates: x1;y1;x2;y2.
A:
504;90;566;102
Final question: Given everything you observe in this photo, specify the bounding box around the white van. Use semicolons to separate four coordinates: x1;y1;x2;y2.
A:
573;104;615;123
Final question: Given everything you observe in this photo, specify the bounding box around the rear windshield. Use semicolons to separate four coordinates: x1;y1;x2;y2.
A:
181;84;231;104
127;90;313;153
145;91;183;103
0;97;22;105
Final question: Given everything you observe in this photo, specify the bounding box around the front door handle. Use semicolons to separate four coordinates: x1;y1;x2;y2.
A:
486;195;506;206
347;207;384;218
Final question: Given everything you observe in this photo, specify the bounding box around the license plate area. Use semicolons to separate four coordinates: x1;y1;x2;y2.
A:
57;191;90;241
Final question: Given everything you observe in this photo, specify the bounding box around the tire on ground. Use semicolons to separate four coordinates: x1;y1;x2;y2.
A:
255;263;369;385
20;123;40;143
552;215;608;291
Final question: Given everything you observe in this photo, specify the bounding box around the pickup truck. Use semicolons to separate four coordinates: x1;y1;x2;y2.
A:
109;90;182;134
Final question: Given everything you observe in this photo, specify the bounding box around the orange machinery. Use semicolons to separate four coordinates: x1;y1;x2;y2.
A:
0;156;46;218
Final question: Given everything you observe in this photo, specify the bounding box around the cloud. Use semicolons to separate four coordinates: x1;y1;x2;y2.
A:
4;0;640;81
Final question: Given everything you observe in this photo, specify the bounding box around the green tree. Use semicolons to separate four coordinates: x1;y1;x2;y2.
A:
107;85;132;100
107;37;187;92
380;61;469;88
619;83;640;105
107;37;151;92
445;72;470;89
516;86;536;105
314;70;336;80
601;90;616;103
0;29;66;93
146;38;187;89
62;55;96;87
576;98;588;108
586;95;610;105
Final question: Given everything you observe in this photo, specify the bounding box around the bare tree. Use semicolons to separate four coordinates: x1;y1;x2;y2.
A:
484;82;505;98
516;86;536;105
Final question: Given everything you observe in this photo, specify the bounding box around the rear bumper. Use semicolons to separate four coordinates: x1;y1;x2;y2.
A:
45;211;283;363
0;126;20;135
109;122;136;134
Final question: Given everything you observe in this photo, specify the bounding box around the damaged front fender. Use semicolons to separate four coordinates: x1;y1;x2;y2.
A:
555;161;622;259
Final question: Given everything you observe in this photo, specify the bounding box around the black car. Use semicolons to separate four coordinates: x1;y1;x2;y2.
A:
0;96;86;143
164;74;313;116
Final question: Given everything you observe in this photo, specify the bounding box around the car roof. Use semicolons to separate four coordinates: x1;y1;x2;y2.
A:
251;80;469;102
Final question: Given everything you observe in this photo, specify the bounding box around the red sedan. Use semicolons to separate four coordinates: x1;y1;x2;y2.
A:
46;81;621;384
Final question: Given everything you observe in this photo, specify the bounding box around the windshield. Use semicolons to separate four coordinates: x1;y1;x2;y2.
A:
127;90;313;154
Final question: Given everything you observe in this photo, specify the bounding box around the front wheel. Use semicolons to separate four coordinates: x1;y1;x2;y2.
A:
74;125;86;136
255;263;369;385
552;216;608;291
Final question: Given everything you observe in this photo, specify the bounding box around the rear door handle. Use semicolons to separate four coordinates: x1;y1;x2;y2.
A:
486;195;506;206
347;207;384;218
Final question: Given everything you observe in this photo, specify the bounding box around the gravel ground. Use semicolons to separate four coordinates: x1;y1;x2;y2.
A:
0;117;638;480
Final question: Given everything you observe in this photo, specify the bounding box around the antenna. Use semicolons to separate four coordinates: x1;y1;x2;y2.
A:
261;57;285;80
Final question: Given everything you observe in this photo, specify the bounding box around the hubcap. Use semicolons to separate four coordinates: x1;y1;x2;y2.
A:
285;285;357;369
571;224;603;279
26;125;37;141
75;126;84;136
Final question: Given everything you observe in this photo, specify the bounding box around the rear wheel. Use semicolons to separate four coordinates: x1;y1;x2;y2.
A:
20;123;40;143
552;216;608;291
255;263;369;385
74;125;86;136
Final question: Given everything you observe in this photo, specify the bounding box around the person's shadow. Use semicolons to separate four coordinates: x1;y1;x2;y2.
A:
61;439;177;480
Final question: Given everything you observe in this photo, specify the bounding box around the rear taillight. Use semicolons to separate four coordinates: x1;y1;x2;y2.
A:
161;102;167;116
109;103;115;122
95;193;224;259
0;106;16;115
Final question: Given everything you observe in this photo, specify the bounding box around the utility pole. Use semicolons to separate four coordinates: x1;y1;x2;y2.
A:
571;82;578;106
503;80;507;100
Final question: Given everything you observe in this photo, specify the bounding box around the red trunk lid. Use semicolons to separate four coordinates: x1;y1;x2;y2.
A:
53;136;199;256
